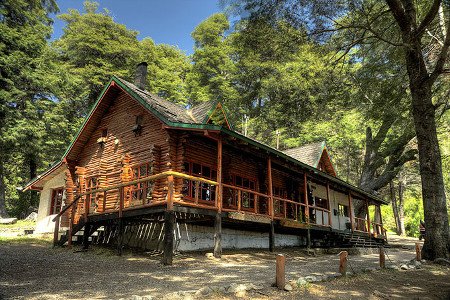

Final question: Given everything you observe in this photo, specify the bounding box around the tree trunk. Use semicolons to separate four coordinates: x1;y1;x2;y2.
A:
397;175;405;236
390;181;400;234
409;73;449;259
0;161;8;218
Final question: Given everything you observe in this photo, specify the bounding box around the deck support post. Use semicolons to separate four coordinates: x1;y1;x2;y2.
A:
162;210;175;265
214;213;222;258
83;223;91;250
307;227;311;249
53;215;60;247
304;173;309;223
269;221;275;252
117;218;124;256
117;186;124;256
267;157;274;219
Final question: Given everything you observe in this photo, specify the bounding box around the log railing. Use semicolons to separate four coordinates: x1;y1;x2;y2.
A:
372;222;387;238
273;196;306;222
354;217;369;233
53;170;386;245
308;206;331;227
222;184;270;215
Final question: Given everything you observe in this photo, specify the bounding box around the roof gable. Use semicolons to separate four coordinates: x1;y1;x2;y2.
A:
282;141;336;176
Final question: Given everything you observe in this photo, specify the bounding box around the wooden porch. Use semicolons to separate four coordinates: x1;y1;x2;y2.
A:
53;166;387;263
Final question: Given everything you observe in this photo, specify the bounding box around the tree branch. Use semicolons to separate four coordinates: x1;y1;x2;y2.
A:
416;0;441;37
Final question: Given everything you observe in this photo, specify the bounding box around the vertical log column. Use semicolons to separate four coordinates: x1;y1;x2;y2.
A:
121;154;132;209
268;157;275;252
163;175;175;265
214;136;223;258
303;173;309;223
348;192;354;232
366;200;371;237
304;173;311;248
326;183;332;227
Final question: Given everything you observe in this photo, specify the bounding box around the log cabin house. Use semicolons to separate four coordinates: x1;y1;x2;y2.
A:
25;63;387;264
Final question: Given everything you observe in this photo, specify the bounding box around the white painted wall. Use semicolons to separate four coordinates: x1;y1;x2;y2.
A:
329;189;354;231
177;224;304;251
35;171;66;233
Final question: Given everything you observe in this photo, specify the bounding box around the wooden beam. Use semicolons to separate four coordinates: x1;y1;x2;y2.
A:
348;192;354;232
167;175;174;211
326;182;332;227
162;210;175;265
269;221;275;252
83;223;91;250
117;218;124;256
268;157;274;219
216;136;223;212
304;173;309;223
213;213;222;258
53;215;60;247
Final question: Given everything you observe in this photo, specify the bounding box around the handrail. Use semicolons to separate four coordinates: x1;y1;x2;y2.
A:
272;195;305;206
52;195;82;222
53;171;219;222
222;183;265;197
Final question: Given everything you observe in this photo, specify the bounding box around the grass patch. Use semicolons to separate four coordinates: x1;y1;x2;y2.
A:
0;234;52;246
0;220;36;229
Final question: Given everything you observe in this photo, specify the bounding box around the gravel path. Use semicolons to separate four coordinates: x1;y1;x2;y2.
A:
0;241;418;300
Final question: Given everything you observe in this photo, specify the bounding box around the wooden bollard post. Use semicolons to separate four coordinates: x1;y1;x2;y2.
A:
415;243;421;261
276;254;285;289
379;247;385;268
339;251;348;275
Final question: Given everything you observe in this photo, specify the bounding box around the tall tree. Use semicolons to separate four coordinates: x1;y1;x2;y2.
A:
54;1;140;110
187;13;238;105
0;0;58;217
225;0;449;259
138;38;191;105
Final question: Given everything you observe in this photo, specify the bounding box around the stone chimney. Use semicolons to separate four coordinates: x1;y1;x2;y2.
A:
134;62;148;90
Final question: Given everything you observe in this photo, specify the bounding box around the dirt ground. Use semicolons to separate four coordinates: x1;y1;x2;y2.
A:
0;230;449;300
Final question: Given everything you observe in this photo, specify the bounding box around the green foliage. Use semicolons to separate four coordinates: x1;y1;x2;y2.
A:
139;38;191;104
54;1;140;108
188;13;238;105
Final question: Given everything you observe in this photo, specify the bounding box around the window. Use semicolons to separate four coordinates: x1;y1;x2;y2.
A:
49;188;64;215
338;204;349;217
223;174;256;209
314;197;328;208
182;162;217;203
131;162;153;203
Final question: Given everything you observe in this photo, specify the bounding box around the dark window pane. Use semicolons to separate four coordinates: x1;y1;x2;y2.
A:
184;162;190;173
235;176;242;186
243;178;249;188
250;181;255;190
202;166;211;177
193;163;201;175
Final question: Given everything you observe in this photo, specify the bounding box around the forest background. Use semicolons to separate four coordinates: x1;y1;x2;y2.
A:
1;0;449;239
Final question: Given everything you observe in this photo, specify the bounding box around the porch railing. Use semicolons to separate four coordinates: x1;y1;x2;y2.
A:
52;170;385;246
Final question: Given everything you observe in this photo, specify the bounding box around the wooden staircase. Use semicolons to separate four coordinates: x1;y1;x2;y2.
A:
330;230;388;248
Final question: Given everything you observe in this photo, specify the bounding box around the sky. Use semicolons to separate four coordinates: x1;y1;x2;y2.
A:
52;0;223;55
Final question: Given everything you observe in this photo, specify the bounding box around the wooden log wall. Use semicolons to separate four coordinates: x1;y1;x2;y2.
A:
62;164;76;227
74;91;170;214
